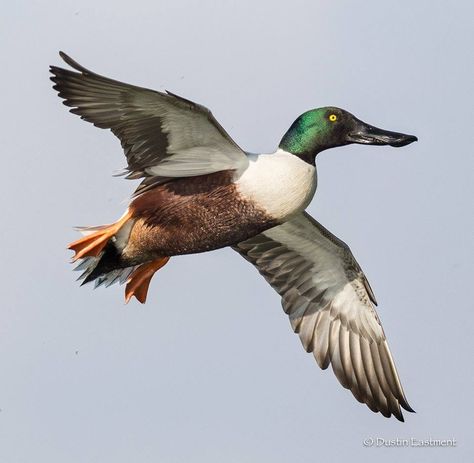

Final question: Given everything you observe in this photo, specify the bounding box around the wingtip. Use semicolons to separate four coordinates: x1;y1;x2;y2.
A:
398;390;415;413
58;50;74;66
378;407;404;422
387;400;415;421
56;51;90;74
401;402;416;413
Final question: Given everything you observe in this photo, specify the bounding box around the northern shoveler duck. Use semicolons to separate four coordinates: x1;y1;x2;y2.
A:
50;52;417;421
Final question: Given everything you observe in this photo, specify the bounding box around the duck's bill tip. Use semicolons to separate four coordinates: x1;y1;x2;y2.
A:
347;121;418;148
387;134;418;147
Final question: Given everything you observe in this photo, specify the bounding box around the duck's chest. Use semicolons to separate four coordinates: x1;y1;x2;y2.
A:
235;150;317;221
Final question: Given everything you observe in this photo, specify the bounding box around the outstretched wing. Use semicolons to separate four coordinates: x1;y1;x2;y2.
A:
234;212;413;421
50;52;248;191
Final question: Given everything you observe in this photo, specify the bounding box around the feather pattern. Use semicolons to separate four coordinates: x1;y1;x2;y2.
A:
74;255;138;289
234;212;413;421
50;52;248;193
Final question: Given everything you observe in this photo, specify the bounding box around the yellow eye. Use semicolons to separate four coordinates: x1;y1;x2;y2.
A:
329;114;337;122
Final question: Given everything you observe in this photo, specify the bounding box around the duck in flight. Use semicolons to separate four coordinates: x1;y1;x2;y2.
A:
50;52;417;421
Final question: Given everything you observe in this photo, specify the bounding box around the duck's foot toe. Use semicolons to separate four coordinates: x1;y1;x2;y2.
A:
124;257;170;304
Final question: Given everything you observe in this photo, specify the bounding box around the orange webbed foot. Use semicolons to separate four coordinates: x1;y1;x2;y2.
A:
125;257;170;304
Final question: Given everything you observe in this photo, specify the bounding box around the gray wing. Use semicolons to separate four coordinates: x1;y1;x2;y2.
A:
50;52;248;191
234;212;413;421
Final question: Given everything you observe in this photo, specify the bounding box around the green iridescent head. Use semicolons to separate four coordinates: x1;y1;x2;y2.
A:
279;107;417;164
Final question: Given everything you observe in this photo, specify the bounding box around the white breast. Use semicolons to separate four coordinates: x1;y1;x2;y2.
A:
235;149;317;220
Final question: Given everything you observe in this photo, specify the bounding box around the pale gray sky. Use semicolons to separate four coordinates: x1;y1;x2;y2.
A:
1;1;472;462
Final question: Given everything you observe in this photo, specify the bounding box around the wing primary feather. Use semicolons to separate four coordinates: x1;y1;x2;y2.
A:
313;309;331;369
369;341;403;419
359;336;390;416
338;326;357;392
329;319;351;389
348;330;375;408
378;342;415;413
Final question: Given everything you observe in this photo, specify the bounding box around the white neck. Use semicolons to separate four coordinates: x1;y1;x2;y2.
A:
235;149;317;221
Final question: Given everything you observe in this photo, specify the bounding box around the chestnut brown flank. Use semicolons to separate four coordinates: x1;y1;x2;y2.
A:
123;170;276;263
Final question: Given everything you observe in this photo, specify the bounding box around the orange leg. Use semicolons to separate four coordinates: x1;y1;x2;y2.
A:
68;210;132;262
125;257;170;304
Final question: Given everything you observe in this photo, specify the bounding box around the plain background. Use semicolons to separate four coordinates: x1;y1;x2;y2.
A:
1;1;472;462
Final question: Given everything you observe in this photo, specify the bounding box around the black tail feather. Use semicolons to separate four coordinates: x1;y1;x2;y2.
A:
75;243;137;289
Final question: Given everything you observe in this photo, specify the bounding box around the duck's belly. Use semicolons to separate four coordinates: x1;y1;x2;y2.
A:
123;171;278;261
235;150;317;221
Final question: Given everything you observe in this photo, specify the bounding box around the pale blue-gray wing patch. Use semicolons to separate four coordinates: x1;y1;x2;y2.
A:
233;212;413;421
50;52;248;189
